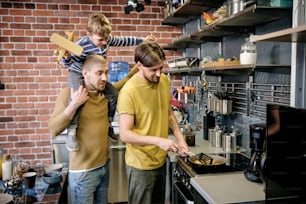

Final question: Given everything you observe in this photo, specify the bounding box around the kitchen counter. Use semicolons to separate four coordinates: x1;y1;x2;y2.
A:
190;172;265;204
168;130;265;204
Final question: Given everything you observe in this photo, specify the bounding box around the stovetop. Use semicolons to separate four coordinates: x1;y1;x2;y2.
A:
177;152;251;177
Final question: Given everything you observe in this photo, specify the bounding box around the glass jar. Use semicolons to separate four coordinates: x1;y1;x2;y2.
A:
2;154;13;181
13;158;29;179
240;39;257;65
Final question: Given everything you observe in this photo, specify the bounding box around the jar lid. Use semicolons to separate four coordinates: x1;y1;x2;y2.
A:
3;154;11;160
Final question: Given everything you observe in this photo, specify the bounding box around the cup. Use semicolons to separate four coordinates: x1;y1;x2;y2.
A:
185;134;195;146
22;172;37;189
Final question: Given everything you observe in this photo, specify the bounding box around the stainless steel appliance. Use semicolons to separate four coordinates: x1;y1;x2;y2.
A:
171;153;250;204
108;140;128;204
244;123;266;183
51;132;128;204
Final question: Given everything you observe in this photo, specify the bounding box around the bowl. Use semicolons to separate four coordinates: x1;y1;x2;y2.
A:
42;171;62;185
44;163;63;173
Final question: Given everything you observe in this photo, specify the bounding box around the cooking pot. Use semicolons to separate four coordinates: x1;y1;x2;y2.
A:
188;153;226;170
227;0;256;16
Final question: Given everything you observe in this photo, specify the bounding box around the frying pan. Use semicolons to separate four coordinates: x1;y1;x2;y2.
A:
188;153;226;170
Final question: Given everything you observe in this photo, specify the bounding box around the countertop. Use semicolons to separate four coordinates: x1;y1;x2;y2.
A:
170;131;265;203
191;172;265;204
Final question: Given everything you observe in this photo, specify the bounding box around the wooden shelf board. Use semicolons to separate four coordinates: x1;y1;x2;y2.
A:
250;24;306;42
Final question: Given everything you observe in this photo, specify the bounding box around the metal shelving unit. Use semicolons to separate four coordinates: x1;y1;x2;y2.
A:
162;0;224;26
163;4;291;50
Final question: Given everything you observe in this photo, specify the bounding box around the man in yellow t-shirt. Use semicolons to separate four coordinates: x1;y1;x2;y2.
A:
118;41;190;204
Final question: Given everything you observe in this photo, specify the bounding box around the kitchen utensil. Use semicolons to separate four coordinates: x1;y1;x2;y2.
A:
188;153;226;170
42;171;62;185
227;0;256;16
22;172;37;189
44;163;63;173
184;151;196;157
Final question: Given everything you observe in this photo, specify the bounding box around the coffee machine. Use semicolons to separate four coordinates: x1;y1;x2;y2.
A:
244;123;266;183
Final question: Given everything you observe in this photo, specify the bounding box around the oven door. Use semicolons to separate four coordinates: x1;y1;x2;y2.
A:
173;182;194;204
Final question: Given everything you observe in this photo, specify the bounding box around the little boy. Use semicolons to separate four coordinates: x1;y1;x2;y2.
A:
61;13;156;151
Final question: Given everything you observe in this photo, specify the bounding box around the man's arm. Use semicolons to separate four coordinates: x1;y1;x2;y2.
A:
168;104;190;155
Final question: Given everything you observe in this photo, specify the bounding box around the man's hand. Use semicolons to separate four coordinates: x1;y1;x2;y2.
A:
157;138;179;153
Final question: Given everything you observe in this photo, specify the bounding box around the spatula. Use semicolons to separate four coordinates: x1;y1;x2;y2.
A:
199;153;213;165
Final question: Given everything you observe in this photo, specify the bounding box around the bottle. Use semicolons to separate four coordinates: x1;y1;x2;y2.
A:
108;61;129;83
0;148;3;179
2;154;13;181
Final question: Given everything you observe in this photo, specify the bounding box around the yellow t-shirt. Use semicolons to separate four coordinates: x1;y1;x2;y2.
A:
117;74;170;170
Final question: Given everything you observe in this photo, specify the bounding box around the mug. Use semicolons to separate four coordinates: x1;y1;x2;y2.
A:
185;134;195;146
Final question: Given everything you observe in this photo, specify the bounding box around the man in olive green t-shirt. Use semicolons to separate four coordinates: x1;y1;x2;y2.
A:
118;42;190;204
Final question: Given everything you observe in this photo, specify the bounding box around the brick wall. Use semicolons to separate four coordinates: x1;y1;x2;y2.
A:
0;0;182;165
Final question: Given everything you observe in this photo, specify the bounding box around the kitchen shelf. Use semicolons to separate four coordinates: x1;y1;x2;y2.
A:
164;64;290;75
163;5;291;50
162;0;225;26
250;24;306;42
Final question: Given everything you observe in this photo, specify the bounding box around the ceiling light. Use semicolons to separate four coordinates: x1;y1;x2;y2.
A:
136;2;145;12
125;0;145;14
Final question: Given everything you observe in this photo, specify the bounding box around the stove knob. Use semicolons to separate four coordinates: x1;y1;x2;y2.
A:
186;184;191;189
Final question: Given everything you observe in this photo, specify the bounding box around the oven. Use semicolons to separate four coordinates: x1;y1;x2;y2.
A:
171;152;250;204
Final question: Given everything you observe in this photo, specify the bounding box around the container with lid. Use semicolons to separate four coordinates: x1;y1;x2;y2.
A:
2;154;13;181
108;61;130;83
240;38;257;65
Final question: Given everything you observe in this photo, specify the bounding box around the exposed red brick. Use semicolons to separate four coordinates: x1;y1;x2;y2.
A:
0;1;182;164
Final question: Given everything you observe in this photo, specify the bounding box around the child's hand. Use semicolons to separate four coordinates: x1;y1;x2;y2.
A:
63;51;71;59
144;33;156;42
70;86;89;107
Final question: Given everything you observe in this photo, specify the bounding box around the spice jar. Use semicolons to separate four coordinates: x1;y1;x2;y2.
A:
2;154;13;181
